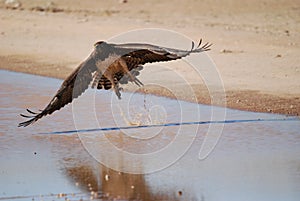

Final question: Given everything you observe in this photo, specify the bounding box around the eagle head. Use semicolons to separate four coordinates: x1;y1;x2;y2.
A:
94;41;112;54
94;41;106;47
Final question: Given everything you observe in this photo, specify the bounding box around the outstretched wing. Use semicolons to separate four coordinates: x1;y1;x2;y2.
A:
116;39;211;80
18;55;97;127
95;39;211;88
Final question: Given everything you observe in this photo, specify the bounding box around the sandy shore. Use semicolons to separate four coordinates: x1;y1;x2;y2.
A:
1;0;299;116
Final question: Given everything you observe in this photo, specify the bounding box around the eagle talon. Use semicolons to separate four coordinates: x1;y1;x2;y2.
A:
133;78;144;87
114;84;122;99
127;73;143;87
115;90;121;99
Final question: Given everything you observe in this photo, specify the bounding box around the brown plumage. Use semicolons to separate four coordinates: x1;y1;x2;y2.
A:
18;39;212;127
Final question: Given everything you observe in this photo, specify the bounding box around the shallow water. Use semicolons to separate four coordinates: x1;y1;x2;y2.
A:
0;70;299;201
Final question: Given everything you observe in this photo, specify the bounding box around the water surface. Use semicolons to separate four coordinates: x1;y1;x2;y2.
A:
0;70;299;201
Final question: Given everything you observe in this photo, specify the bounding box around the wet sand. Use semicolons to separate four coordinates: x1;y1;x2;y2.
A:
0;0;299;115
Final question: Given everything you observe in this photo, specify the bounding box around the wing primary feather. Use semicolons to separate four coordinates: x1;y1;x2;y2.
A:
197;39;202;48
191;41;195;51
18;117;39;127
201;42;212;50
20;113;34;118
26;109;38;114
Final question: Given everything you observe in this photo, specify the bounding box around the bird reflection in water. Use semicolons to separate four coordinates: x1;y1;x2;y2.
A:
65;164;183;201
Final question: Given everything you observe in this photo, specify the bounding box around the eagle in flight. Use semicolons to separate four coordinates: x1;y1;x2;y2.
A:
19;39;211;127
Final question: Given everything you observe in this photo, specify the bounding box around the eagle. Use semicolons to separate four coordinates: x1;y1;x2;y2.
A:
18;39;211;127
